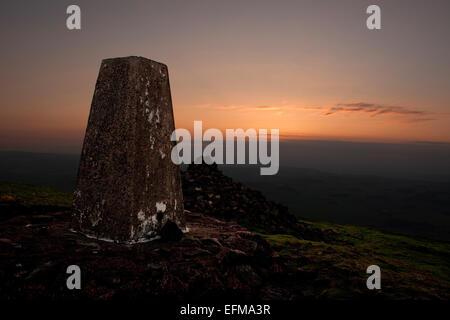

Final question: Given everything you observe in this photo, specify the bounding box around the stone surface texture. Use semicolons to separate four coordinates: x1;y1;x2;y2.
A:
0;209;283;300
72;56;185;242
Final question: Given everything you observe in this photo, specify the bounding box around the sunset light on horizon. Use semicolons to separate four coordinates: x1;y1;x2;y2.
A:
1;0;450;153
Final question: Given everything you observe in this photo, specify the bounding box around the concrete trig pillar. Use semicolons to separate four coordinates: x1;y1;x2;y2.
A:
72;56;186;243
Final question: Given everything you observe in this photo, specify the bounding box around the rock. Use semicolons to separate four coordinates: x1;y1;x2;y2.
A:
160;220;183;242
0;209;282;300
0;195;15;203
181;162;334;241
0;238;12;245
30;215;53;224
236;265;262;287
72;56;185;242
147;263;163;270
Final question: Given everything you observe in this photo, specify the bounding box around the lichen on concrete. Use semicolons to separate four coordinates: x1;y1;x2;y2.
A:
72;56;186;243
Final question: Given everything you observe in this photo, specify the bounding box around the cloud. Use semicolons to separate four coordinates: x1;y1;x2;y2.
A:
401;118;437;123
195;104;281;111
194;102;449;122
247;106;281;111
304;102;449;121
302;106;325;111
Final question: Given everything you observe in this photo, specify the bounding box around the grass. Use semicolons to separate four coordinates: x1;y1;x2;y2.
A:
0;181;72;208
259;219;450;299
2;181;449;299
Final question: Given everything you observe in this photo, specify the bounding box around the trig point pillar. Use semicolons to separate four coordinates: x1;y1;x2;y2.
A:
72;56;186;243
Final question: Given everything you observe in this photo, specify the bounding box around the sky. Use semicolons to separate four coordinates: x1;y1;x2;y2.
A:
1;0;450;153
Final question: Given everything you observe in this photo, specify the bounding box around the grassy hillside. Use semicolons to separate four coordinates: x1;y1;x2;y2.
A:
1;181;449;299
260;221;450;299
0;182;72;208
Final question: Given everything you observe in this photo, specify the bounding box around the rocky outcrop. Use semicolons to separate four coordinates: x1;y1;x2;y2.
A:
0;208;284;300
0;162;335;300
182;163;334;241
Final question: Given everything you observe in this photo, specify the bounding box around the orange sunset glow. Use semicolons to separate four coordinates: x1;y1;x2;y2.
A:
1;0;450;153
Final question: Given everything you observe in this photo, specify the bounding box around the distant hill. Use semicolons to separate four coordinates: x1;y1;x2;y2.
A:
220;165;450;241
0;151;79;192
1;150;450;240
